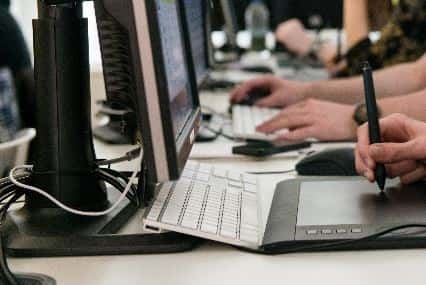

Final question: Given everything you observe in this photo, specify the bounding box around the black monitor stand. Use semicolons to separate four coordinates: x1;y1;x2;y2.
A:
3;0;200;257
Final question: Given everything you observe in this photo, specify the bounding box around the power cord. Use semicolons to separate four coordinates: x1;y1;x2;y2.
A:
8;162;140;218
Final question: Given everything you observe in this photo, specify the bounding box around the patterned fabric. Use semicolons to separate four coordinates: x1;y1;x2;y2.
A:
337;0;426;77
0;68;20;143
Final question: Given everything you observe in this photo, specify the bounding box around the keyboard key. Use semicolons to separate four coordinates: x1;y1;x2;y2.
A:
243;174;257;185
240;228;258;244
198;164;212;174
227;171;241;182
213;168;227;178
181;169;195;179
201;223;218;235
220;228;237;239
244;183;257;194
185;161;198;171
195;172;210;183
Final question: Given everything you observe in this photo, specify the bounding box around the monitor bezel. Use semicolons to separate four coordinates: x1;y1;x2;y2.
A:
131;0;201;183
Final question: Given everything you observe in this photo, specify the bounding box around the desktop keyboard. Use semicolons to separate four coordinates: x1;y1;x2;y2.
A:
144;161;260;247
232;105;286;141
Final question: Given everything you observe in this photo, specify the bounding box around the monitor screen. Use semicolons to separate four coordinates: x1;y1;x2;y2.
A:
181;0;209;84
156;0;196;139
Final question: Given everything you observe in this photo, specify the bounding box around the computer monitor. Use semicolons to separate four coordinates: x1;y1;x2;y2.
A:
179;0;211;85
95;0;201;185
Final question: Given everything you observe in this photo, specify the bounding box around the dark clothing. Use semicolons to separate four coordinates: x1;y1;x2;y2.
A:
0;8;32;74
268;0;343;29
0;0;9;9
0;7;35;127
338;0;426;77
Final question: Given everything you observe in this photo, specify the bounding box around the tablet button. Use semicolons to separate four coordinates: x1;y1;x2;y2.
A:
306;229;318;235
351;228;362;233
322;229;334;234
337;229;347;234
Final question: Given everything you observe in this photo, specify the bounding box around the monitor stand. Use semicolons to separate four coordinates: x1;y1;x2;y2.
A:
3;1;200;257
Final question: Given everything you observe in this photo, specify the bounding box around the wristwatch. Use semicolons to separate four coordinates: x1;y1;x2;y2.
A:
353;103;382;126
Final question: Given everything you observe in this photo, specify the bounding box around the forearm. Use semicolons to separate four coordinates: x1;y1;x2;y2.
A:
305;57;426;104
344;0;369;48
380;89;426;122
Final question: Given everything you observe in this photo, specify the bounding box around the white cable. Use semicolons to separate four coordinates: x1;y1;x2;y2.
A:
8;152;142;217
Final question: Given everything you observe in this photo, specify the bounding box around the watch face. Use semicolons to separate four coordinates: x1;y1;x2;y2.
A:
354;104;369;126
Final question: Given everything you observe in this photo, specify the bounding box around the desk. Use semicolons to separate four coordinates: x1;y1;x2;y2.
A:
8;74;426;285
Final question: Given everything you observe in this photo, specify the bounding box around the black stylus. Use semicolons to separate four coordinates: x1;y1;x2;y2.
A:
362;62;386;191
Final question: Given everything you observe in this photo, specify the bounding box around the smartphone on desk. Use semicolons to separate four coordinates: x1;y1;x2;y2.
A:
232;141;312;157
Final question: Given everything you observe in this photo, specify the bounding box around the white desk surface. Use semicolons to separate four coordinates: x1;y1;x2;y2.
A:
9;78;426;285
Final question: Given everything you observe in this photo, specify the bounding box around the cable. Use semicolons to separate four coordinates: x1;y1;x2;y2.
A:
8;151;142;217
204;125;238;141
96;147;141;166
0;234;18;285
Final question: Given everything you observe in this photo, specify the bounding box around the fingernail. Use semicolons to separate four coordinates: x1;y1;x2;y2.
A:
364;171;374;182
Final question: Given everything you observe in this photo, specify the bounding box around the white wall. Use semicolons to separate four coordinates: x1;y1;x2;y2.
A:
10;1;106;120
9;1;102;68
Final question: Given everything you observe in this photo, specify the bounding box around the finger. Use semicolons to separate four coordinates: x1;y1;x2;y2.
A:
257;113;312;134
377;114;412;142
369;138;426;163
278;126;316;141
385;160;418;178
400;164;426;184
356;124;375;169
355;144;372;179
230;76;274;103
254;91;284;108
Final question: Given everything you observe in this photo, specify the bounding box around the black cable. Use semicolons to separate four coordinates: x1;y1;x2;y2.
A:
99;168;139;199
0;187;19;285
0;234;18;285
95;170;137;205
96;148;141;166
204;125;238;141
0;192;24;224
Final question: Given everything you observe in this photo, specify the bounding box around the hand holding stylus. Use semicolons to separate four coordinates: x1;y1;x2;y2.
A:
355;114;426;185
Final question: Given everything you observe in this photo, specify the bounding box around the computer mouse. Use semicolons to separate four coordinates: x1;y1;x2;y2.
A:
296;147;358;176
241;66;274;74
195;126;218;142
228;88;270;113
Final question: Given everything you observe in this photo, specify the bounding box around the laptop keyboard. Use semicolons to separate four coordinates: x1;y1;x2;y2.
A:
145;161;260;245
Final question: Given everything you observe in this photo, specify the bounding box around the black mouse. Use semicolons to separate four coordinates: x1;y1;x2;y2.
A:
228;88;270;113
296;147;358;176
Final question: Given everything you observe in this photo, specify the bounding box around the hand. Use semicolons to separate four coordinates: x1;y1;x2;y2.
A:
275;19;312;56
230;75;308;108
355;114;426;184
256;99;357;141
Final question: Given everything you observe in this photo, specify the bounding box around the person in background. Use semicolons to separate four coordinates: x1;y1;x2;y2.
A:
230;54;426;142
275;0;426;77
0;0;36;128
355;113;426;185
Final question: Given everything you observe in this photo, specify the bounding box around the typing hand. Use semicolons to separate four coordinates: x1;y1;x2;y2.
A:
355;114;426;184
230;75;308;108
256;99;357;141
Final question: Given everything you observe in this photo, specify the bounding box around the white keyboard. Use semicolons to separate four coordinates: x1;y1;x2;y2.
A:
232;105;287;141
144;161;260;247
